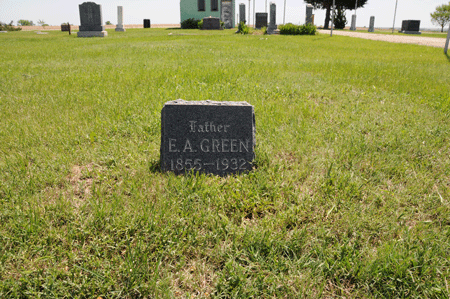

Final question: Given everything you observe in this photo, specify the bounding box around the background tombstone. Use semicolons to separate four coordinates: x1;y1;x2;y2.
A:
221;0;234;29
400;20;421;34
203;17;222;30
239;3;246;24
77;2;107;37
160;100;255;176
305;4;314;25
368;16;375;32
115;6;125;32
350;14;356;30
267;2;277;34
255;12;268;29
143;19;151;28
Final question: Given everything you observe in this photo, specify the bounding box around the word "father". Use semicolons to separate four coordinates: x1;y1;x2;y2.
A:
189;121;230;133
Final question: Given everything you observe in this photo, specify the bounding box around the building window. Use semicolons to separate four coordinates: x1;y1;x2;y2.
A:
198;0;205;11
211;0;218;11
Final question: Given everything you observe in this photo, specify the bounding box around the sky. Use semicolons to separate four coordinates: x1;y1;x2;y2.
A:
0;0;448;30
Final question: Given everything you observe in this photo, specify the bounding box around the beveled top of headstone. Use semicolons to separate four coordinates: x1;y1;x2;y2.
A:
161;100;255;176
79;2;104;32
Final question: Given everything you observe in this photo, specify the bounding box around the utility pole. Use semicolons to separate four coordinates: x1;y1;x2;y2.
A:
392;0;398;33
265;0;267;13
248;0;251;26
283;0;286;24
330;0;335;36
253;0;256;28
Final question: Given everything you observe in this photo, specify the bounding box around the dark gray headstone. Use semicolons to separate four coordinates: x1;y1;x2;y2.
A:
160;100;255;176
400;20;421;34
144;19;151;28
239;3;246;24
78;2;107;37
350;14;356;30
221;0;234;29
202;17;221;30
305;4;313;25
267;3;277;33
368;16;375;32
255;12;268;29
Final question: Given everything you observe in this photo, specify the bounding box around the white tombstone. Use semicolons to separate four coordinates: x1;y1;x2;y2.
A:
115;6;125;32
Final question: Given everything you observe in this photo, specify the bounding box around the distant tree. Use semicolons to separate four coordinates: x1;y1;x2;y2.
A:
430;2;450;32
0;21;22;31
17;19;34;26
304;0;368;29
333;6;347;29
37;19;48;29
105;21;112;25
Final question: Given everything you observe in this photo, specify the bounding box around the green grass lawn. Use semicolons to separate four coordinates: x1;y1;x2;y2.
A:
1;28;450;298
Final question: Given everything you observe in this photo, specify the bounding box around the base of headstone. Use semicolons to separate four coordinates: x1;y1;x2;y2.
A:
267;27;279;35
399;31;421;35
115;26;125;32
0;31;8;33
77;31;108;37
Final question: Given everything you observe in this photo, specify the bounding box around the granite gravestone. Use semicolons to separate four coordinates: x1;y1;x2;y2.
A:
400;20;421;34
115;6;125;32
61;24;70;31
368;16;375;32
305;4;313;25
255;13;268;29
160;100;255;176
144;19;151;28
267;2;277;34
77;2;107;37
239;3;246;24
203;17;222;30
350;14;356;30
221;0;234;29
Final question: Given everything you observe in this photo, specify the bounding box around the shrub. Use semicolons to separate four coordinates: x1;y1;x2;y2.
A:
279;23;316;35
181;18;201;29
198;19;203;29
236;21;249;34
0;21;21;31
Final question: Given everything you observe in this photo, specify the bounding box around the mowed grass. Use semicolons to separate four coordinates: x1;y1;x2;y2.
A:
1;28;450;298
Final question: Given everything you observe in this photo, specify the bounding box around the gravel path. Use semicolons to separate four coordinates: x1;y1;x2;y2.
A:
319;30;447;48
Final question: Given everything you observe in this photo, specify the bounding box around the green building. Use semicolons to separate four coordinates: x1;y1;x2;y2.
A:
180;0;235;28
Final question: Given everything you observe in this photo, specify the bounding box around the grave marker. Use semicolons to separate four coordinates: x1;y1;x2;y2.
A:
267;2;277;34
144;19;151;28
115;6;125;32
305;4;314;25
255;12;268;29
160;100;255;176
399;20;421;34
368;16;375;32
239;3;246;24
77;2;107;37
202;17;222;30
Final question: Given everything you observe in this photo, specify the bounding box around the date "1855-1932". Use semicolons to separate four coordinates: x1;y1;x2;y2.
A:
170;157;248;171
